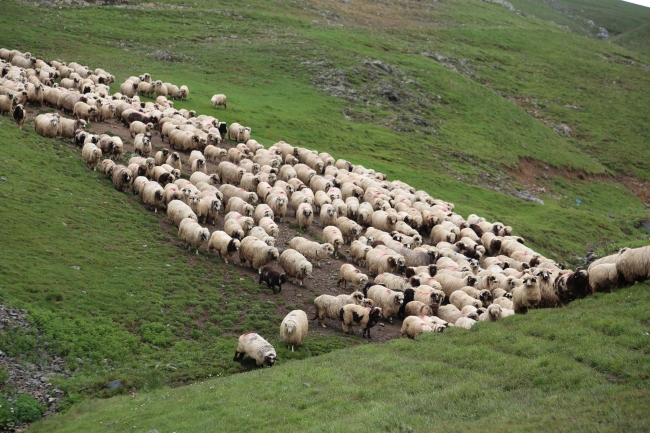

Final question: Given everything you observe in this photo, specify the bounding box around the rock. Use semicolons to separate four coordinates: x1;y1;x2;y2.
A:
642;221;650;231
76;358;84;365
71;266;80;270
608;213;615;219
596;27;609;40
153;50;172;62
40;376;49;383
108;380;123;390
39;1;55;7
147;430;160;433
0;176;6;182
302;382;310;387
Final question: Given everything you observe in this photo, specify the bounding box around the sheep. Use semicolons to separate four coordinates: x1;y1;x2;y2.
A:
337;264;369;291
404;301;435;318
154;149;170;166
364;285;404;324
233;333;276;368
371;210;397;233
248;226;276;246
454;317;477;329
228;122;251;142
142;181;166;213
205;231;240;264
73;101;97;123
365;248;402;276
279;249;313;286
400;316;441;339
258;217;279;239
478;304;502;322
449;290;483;310
339;305;383;339
319;204;338;227
204;145;227;163
82;142;102;171
313;291;366;328
512;274;541;314
178;218;210;254
101;159;116;178
264;194;288;222
223;219;245;240
111;165;133;192
196;196;221;226
132;133;152;157
436;304;480;325
616;246;650;286
239;236;279;273
217;161;245;185
166;200;197;226
322;226;344;258
253;203;274;224
287;237;334;267
224;196;253;219
335;216;362;244
0;93;16;116
552;268;590;306
459;286;493;307
296;203;314;231
280;310;308;352
191;172;220;188
493;296;514;310
129;120;153;138
435;274;478;298
409;286;444;310
34;113;61;137
258;266;287;293
211;93;227;108
589;263;619;293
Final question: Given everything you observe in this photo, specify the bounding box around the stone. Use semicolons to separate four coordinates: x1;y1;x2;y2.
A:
607;214;615;219
71;266;80;270
153;50;172;62
76;358;84;364
0;176;6;182
108;380;123;390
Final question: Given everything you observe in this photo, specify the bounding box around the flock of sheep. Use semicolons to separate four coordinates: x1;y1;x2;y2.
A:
2;48;649;368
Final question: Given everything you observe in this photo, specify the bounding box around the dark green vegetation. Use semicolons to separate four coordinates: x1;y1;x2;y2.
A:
33;283;650;432
0;0;649;430
1;394;44;429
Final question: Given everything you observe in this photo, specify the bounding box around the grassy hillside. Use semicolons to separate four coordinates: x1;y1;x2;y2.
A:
0;0;649;430
32;282;650;432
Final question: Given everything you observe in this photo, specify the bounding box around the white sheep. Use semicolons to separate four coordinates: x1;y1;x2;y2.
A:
233;333;276;367
253;203;274;224
337;264;369;291
196;196;221;225
279;249;313;286
478;304;502;322
322;226;344;258
436;304;480;325
349;240;372;266
400;316;441;339
265;194;288;222
81;142;102;171
340;305;383;339
211;94;227;108
280;310;308;352
141;181;166;213
34;113;61;137
178;218;210;254
259;217;279;239
512;274;541;314
73;101;97;122
449;290;483;310
207;231;241;263
248;226;275;246
616;246;650;286
239;236;279;273
588;263;619;293
319;204;338;227
365;248;402;276
167;200;197;226
312;291;365;328
296;203;314;231
335;216;362;244
364;285;404;324
287;237;334;267
226;196;254;218
134;133;152;157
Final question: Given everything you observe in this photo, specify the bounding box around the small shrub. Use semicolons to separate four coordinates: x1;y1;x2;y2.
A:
14;394;44;423
140;322;174;347
0;367;9;387
0;397;16;429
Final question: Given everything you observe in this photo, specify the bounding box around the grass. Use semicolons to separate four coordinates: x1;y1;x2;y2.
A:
31;281;650;432
0;0;649;429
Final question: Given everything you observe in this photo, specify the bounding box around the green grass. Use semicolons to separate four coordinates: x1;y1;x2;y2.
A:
0;0;649;429
31;282;650;432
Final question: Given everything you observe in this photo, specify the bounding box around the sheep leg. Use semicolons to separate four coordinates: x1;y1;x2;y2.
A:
291;345;294;353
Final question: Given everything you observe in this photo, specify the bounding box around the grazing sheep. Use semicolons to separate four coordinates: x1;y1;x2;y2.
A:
259;217;279;239
337;264;369;291
111;165;133;192
322;226;345;258
211;93;227;108
233;333;276;368
338;305;383;339
279;249;313;286
239;236;279;273
258;266;287;293
81;142;102;171
287;237;334;267
400;316;442;339
449;290;483;310
101;159;116;178
224;219;245;240
296;203;314;231
512;274;541;314
178;218;210;254
313;291;365;328
248;226;275;246
478;304;502;322
335;216;362;244
0;93;16;116
364;285;404;324
167;200;197;226
280;310;308;352
552;268;590;306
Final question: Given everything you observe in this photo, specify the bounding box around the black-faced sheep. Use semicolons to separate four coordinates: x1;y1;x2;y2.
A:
312;291;365;328
207;231;240;264
111;165;133;192
400;315;443;339
239;236;279;273
81;142;102;171
178;218;209;254
211;94;227;109
364;285;404;324
287;237;334;267
279;248;313;286
233;333;276;368
339;305;383;339
166;199;197;226
337;264;369;291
